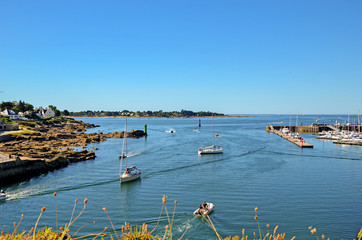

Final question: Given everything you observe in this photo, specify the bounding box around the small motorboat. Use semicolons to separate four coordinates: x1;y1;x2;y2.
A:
120;166;141;183
118;154;127;159
0;190;6;200
193;202;214;216
166;129;176;133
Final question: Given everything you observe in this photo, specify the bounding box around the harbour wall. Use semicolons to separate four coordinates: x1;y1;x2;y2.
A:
266;125;332;134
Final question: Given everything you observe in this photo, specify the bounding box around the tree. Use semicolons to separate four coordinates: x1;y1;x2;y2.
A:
24;103;34;112
48;105;57;112
0;101;14;111
62;110;70;116
54;109;61;117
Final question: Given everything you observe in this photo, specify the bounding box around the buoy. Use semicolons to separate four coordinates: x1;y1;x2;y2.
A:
199;118;201;127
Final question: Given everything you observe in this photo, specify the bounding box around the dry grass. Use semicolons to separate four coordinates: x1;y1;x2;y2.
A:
0;194;351;240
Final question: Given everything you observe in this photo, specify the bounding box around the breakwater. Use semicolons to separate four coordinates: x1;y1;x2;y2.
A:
267;128;313;148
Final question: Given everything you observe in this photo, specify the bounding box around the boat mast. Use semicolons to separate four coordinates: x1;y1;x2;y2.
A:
120;118;127;176
212;115;215;146
125;118;128;168
348;113;350;132
296;111;298;133
359;110;361;133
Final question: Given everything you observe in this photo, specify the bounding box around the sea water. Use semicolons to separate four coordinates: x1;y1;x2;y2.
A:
0;115;361;239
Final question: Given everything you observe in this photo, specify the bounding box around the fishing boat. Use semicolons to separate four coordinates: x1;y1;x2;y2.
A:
193;202;215;215
0;190;6;200
198;117;223;155
120;119;141;183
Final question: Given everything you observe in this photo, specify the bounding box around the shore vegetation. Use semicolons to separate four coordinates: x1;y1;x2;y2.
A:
0;193;346;240
69;109;224;118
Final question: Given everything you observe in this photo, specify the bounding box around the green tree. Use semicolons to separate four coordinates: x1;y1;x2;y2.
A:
62;109;70;116
54;109;61;117
0;101;14;111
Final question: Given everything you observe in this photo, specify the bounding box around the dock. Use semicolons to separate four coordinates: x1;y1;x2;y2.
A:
267;126;313;148
333;140;362;146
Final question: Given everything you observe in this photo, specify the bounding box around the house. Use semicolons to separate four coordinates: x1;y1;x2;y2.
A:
0;109;20;119
43;108;55;117
36;107;55;118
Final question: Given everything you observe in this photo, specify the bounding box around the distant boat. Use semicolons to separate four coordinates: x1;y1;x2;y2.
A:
165;129;176;133
198;117;223;155
193;202;214;215
120;119;141;183
0;190;6;200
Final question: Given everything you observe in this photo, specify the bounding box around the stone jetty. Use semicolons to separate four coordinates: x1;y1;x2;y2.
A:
266;125;313;148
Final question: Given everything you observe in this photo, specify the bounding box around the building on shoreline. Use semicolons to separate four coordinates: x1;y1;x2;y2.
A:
0;123;19;131
1;109;20;120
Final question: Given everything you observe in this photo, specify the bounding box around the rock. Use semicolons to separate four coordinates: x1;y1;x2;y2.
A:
130;129;146;137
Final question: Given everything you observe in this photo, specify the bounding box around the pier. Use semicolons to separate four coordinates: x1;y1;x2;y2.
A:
266;126;313;148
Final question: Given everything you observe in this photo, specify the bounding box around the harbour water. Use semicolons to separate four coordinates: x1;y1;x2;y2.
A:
0;115;361;239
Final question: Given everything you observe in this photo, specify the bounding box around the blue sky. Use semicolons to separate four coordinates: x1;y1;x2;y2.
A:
0;0;361;114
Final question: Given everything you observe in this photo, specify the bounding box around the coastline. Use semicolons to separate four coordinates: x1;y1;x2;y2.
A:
0;119;146;187
69;115;251;119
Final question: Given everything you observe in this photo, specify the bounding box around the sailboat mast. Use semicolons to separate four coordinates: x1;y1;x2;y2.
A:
125;118;128;167
358;110;361;133
120;118;128;176
212;117;215;146
296;111;299;133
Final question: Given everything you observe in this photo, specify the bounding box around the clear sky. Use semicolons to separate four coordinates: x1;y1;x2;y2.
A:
0;0;361;114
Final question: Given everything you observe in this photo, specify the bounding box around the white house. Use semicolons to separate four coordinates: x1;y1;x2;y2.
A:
0;109;20;119
43;108;55;117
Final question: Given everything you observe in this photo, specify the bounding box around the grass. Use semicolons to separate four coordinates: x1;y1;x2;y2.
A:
0;193;353;240
8;130;38;136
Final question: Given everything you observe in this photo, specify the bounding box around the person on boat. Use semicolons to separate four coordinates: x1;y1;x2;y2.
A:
125;168;129;174
202;201;207;209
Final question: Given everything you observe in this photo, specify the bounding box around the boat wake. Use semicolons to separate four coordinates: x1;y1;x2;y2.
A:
126;151;144;157
143;147;265;177
265;150;362;161
4;178;120;201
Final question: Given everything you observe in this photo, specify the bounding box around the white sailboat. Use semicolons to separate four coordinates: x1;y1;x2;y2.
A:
198;117;223;155
120;119;141;183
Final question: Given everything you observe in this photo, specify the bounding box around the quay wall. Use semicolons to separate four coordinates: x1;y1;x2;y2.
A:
0;155;92;187
266;125;332;133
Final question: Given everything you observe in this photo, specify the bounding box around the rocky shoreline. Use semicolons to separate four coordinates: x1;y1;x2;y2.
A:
0;119;146;187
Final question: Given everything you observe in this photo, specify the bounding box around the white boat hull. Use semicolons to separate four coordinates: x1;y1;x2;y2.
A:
193;203;214;215
198;146;223;155
120;172;141;183
0;193;6;200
